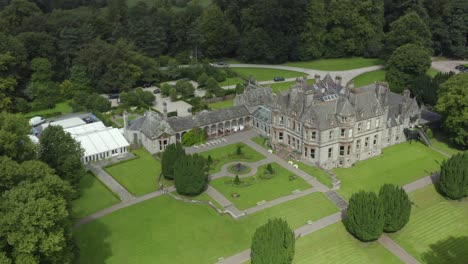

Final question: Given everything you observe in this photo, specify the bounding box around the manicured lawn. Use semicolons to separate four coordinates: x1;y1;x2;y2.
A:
71;173;120;220
294;223;403;264
75;192;338;264
231;67;305;82
24;100;72;118
283;57;384;71
105;148;165;196
390;185;468;263
200;143;265;174
251;136;269;150
211;163;312;210
296;162;333;188
219;76;245;86
208;99;234;110
352;69;386;88
269;79;315;94
430;130;463;156
334;142;446;200
172;191;224;211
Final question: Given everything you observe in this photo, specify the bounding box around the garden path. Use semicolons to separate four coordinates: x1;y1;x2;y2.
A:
243;188;317;215
87;163;134;202
378;235;421;264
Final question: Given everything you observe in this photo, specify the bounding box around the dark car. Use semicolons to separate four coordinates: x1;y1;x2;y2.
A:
455;65;467;71
143;83;152;88
153;88;161;94
274;76;285;82
216;61;227;66
108;94;119;99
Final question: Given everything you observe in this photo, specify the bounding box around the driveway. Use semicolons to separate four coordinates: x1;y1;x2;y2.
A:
431;60;467;73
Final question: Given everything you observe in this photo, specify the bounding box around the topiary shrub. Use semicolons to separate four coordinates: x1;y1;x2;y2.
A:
379;184;412;232
438;152;468;200
251;218;295;264
343;191;384;241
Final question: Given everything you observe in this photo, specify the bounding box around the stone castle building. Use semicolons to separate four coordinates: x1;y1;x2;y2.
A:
124;73;421;169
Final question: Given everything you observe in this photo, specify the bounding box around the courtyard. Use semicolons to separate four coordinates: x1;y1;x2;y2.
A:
200;143;265;174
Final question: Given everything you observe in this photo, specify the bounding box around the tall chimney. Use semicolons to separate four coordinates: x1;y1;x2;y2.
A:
314;74;320;83
335;75;342;86
123;111;128;135
163;101;168;119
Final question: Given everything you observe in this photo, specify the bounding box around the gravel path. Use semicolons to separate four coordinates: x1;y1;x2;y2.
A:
431;60;467;73
87;164;134;202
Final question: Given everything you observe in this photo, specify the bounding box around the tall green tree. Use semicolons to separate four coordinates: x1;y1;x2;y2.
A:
438;152;468;200
200;5;238;58
378;184;411;232
409;72;454;106
0;0;42;34
174;153;208;196
297;0;327;60
0;173;75;263
251;218;295;264
39;125;85;191
0;112;36;161
68;64;92;97
384;12;432;57
17;32;56;65
441;0;468;58
161;143;185;180
0;52;16;111
344;191;384;241
386;44;431;93
27;57;59;109
436;73;468;147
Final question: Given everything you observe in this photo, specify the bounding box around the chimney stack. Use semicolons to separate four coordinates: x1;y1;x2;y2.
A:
163;101;167;119
335;75;342;86
123;111;128;134
314;74;320;83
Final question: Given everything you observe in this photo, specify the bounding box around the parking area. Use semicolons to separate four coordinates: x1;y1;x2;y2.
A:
431;60;468;73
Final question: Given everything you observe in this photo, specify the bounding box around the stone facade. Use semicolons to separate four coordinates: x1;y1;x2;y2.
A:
235;74;421;169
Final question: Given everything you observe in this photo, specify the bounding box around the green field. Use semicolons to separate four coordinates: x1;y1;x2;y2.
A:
171;191;224;210
71;173;120;220
24;101;72;118
283;57;384;71
352;69;387;88
296;162;333;188
75;192;338;264
430;130;463;156
200;143;265;174
211;163;312;210
105;148;165;196
251;136;269;150
426;68;440;78
294;223;403;264
208;99;234;110
390;185;468;263
334;142;446;199
268;79;315;94
219;76;245;86
115;113;140;127
231;67;305;82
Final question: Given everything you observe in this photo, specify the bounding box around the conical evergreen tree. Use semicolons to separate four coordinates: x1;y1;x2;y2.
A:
161;143;185;180
379;184;411;232
438;152;468;200
344;191;384;241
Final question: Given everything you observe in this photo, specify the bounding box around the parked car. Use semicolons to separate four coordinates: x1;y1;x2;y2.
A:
143;83;152;88
29;116;45;127
108;94;119;99
153;88;161;94
274;76;285;82
210;61;227;66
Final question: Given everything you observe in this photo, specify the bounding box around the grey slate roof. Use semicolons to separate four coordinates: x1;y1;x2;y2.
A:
129;111;175;140
167;105;250;132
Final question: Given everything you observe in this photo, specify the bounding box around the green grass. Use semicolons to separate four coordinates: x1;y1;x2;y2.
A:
294;222;403;264
105;148;165;196
71;173;120;220
251;136;269;150
219;76;245;86
75;191;338;264
296;162;333;188
334;142;446;200
171;191;224;211
231;67;305;82
430;130;463;156
200;143;265;174
211;163;312;210
23;100;72;118
208;99;234;110
268;79;315;94
115;114;139;126
352;69;387;88
426;68;440;78
283;57;384;71
390;185;468;263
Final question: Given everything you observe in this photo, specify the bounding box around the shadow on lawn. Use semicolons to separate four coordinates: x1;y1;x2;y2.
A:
421;236;468;264
76;221;113;263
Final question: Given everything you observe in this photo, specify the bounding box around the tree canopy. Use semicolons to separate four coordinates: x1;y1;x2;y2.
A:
436;74;468;147
378;184;411;232
438;152;468;200
161;143;185;180
251;218;295;264
174;153;208;196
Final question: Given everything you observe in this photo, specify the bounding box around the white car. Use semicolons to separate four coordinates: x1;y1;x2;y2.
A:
29;116;45;127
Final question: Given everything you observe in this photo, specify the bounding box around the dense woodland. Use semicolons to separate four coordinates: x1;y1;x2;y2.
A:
0;0;466;112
